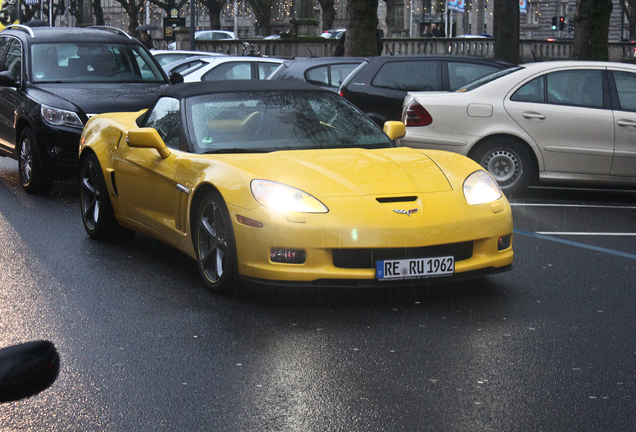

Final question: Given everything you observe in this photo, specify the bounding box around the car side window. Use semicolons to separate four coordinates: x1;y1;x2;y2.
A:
305;63;360;88
4;39;22;80
613;71;636;112
448;63;501;90
546;70;603;108
203;62;251;80
305;65;329;86
511;76;545;103
258;62;279;79
0;37;11;69
372;60;442;91
145;97;181;150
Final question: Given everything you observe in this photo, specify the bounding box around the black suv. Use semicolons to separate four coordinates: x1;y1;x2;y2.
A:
338;56;511;126
0;25;174;193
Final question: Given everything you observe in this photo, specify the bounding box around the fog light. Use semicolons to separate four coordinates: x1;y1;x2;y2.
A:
270;249;305;264
49;146;63;157
498;235;512;251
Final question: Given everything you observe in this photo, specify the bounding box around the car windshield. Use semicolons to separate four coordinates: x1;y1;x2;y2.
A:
30;43;166;83
456;66;523;92
186;90;394;154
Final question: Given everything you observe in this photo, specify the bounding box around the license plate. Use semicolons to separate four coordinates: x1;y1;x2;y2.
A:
376;256;454;280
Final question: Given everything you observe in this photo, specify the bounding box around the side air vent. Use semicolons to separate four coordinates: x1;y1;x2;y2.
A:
110;172;119;197
376;196;417;203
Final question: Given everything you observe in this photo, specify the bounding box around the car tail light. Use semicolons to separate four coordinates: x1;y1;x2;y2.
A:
402;100;433;127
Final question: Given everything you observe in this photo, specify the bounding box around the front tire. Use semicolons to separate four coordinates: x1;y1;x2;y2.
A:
194;191;237;294
18;128;52;194
80;154;117;239
471;138;535;195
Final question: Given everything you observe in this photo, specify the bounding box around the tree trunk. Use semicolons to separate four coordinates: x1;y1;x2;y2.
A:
384;0;394;37
345;0;379;56
493;0;520;65
574;0;613;60
318;0;336;32
93;0;104;26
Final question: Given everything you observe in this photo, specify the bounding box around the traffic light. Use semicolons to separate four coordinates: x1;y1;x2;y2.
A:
568;18;575;32
559;16;566;30
551;16;557;31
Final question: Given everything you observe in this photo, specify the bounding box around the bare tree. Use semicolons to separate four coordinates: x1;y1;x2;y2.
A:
619;0;636;40
345;0;379;56
199;0;226;30
493;0;519;65
149;0;190;20
317;0;336;32
113;0;145;34
574;0;613;60
247;0;274;36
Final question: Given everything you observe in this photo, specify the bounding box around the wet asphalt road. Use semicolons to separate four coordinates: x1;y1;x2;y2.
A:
1;157;635;431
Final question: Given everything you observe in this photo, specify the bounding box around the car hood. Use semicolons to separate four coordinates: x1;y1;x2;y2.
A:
217;147;453;197
27;83;168;116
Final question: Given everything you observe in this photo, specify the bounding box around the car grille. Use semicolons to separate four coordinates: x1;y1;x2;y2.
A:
332;242;473;269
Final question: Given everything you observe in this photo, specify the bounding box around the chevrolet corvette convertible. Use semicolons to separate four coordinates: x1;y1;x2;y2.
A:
79;81;513;293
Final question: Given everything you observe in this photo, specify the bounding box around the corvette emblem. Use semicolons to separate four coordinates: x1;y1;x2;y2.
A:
393;208;418;216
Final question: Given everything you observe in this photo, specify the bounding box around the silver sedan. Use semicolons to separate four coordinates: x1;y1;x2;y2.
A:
399;61;636;194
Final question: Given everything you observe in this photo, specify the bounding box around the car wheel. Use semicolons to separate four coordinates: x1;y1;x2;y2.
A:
471;138;535;195
18;128;52;194
194;191;237;294
80;154;117;239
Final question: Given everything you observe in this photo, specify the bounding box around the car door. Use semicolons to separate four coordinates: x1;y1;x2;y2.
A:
608;69;636;178
504;68;614;176
0;36;21;156
202;61;252;80
113;97;182;242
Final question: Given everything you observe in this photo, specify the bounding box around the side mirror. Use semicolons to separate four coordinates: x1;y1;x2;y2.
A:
0;71;18;88
383;121;406;141
0;340;60;403
126;128;171;159
169;71;184;84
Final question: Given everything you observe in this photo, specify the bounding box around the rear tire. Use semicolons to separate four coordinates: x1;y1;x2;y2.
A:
194;191;237;294
18;128;52;194
80;154;117;239
471;138;535;195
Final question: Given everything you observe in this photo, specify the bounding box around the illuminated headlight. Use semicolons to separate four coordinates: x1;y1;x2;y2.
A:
251;180;328;213
41;104;83;128
463;170;502;205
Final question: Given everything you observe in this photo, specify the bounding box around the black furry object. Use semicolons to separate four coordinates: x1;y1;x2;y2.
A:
0;340;60;403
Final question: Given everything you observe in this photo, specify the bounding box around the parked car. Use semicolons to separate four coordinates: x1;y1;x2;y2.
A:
78;80;513;294
400;61;636;194
195;30;236;41
150;49;224;68
338;56;511;126
320;29;346;39
162;55;222;76
179;56;284;82
0;25;174;194
268;57;366;91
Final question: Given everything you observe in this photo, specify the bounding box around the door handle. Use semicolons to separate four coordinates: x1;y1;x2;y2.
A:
616;119;636;128
522;112;545;120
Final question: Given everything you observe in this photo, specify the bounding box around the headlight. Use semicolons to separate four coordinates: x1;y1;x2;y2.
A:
463;170;502;205
40;104;83;128
251;180;328;213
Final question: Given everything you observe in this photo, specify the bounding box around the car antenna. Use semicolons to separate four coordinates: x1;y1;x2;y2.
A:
307;47;316;58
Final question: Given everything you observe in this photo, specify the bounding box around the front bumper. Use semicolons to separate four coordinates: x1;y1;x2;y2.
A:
229;191;514;283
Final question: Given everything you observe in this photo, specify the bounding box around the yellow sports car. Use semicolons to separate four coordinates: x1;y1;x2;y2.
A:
79;81;513;294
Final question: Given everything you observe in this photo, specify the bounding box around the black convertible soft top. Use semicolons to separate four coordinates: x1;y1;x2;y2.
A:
160;79;329;99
